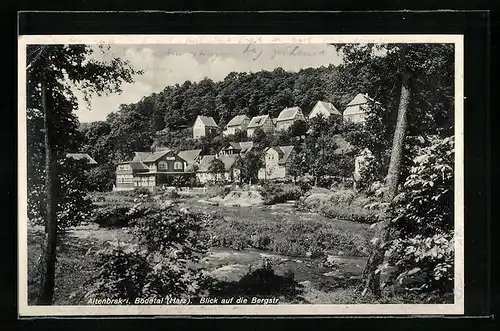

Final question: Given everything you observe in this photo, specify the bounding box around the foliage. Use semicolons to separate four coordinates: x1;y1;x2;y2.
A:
85;163;115;192
384;136;454;294
234;150;264;183
298;190;383;224
259;182;304;205
86;204;214;301
204;210;371;257
28;156;94;232
208;158;226;183
91;204;136;228
336;43;454;182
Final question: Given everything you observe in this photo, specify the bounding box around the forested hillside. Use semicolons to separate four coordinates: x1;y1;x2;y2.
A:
78;44;454;191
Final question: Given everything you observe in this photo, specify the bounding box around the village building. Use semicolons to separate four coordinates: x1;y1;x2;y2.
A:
66;153;98;169
217;141;254;157
223;114;251;137
246;114;275;137
192;115;219;139
308;101;341;120
195;154;241;184
114;149;198;190
343;93;381;124
257;145;295;180
275;107;306;132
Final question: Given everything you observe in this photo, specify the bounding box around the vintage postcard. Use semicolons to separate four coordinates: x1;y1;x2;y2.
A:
18;34;464;316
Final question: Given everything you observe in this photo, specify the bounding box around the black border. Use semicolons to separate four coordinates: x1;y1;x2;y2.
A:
4;9;493;330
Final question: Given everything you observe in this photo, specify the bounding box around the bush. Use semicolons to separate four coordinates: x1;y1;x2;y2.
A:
86;203;213;301
91;205;136;228
28;158;94;231
385;136;454;294
204;212;371;257
299;190;382;224
259;182;303;205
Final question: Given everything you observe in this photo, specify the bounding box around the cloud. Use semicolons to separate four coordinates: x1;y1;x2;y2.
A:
75;44;342;122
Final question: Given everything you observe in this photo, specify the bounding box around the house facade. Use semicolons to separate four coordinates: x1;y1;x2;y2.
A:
258;145;295;180
196;154;241;184
343;93;380;124
275;107;306;132
193;115;219;139
246;115;275;137
115;149;197;190
308;101;341;120
223;115;250;136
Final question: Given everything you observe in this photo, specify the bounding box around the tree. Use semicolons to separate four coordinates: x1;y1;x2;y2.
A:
334;43;454;298
234;150;264;184
208;158;226;183
27;44;140;304
288;119;308;137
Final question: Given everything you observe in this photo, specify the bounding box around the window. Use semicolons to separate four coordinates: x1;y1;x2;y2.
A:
158;161;167;170
174;161;183;170
118;164;130;170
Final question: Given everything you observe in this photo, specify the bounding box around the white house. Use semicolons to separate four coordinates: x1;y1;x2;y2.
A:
193;115;219;139
258;145;295;180
246;114;275;137
308;101;341;120
343;93;381;124
223;115;251;136
275;107;306;132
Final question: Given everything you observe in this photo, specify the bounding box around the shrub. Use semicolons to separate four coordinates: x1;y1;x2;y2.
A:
28;158;94;231
385;136;454;294
204;213;371;257
299;190;381;224
86;204;213;301
259;182;303;205
91;204;135;228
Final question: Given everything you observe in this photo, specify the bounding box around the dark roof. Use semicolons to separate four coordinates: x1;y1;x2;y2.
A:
178;149;202;165
226;114;250;127
221;141;254;154
196;154;239;172
196;115;218;127
197;155;217;172
66;153;98;165
248;115;270;128
219;154;239;171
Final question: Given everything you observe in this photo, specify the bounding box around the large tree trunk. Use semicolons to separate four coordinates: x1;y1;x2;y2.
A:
361;72;411;298
37;78;59;305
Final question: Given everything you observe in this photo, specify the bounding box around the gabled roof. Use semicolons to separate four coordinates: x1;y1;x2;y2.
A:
276;107;303;122
346;93;380;107
178;149;202;165
196;115;218;127
66;153;98;165
197;155;217;172
312;101;341;116
238;141;254;153
197;154;240;172
222;141;254;153
247;115;270;128
344;93;382;116
132;150;188;164
226;114;250;127
129;161;149;171
266;145;295;165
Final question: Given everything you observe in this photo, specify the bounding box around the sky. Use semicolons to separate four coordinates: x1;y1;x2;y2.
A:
74;43;343;123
